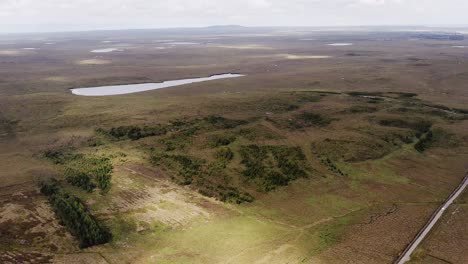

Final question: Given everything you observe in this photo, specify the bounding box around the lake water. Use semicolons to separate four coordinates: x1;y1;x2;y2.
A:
71;73;244;96
91;48;122;53
327;43;353;46
166;42;199;45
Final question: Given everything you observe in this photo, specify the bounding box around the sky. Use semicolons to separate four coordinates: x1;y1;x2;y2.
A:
0;0;468;33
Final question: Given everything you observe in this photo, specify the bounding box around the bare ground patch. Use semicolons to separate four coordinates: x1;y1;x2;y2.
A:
0;184;78;254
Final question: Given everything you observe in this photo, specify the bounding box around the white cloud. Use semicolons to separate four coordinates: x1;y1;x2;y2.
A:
0;0;467;33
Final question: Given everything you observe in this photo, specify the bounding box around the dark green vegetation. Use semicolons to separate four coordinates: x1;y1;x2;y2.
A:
348;91;417;99
239;145;309;191
318;156;346;176
0;115;18;138
158;116;247;150
97;125;167;141
346;105;378;113
215;147;234;162
64;155;113;194
287;112;332;129
377;118;432;135
312;137;397;163
43;149;113;194
151;152;204;185
206;133;236;148
150;150;253;204
40;179;111;248
415;128;459;153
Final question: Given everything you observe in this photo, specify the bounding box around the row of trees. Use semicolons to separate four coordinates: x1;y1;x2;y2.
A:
40;180;111;248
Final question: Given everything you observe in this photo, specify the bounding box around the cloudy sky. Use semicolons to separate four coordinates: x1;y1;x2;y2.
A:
1;0;467;33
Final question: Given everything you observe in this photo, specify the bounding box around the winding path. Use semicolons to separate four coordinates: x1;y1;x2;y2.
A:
395;174;468;264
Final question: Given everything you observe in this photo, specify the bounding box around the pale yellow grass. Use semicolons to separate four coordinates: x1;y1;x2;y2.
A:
0;49;28;55
44;76;69;82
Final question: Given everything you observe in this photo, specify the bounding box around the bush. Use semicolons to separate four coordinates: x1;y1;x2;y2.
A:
40;180;111;248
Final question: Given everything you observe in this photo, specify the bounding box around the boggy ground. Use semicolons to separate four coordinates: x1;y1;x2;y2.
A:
0;28;468;263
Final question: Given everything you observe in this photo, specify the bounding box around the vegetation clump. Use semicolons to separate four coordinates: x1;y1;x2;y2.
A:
239;145;309;191
151;153;204;185
207;134;236;147
312;138;394;163
98;125;166;141
414;128;459;153
64;155;113;194
347;91;383;97
203;115;248;129
42;148;78;164
64;168;96;192
288;112;332;129
346;105;378;113
377;118;432;135
0;116;18;138
318;156;346;176
215;147;234;162
198;184;253;204
40;179;111;248
150;150;253;203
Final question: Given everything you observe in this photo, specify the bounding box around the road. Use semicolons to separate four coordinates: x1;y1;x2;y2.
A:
395;174;468;264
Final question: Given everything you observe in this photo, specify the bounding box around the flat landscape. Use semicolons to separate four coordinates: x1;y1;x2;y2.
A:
0;26;467;263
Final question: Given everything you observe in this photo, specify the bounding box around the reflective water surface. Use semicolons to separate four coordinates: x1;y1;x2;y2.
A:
71;73;244;96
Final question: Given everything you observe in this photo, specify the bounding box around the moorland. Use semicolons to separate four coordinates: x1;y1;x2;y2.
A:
0;26;467;263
